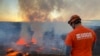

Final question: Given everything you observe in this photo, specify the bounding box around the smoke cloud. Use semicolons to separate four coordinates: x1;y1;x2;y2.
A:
18;0;65;22
19;0;100;22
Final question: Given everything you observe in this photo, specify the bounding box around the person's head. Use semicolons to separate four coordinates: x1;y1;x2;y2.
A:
68;15;81;29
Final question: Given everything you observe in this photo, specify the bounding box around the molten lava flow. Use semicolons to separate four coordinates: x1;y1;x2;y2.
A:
31;38;37;44
6;52;19;56
16;37;27;45
6;48;20;56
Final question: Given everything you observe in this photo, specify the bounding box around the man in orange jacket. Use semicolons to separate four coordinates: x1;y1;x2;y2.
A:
65;15;96;56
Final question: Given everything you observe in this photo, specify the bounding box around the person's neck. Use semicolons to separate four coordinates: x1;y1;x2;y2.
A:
74;23;82;29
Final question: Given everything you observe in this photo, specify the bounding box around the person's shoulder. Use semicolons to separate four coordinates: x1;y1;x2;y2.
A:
83;26;95;33
68;30;75;36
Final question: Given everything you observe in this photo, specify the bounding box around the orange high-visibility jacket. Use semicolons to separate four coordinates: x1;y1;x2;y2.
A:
65;25;96;56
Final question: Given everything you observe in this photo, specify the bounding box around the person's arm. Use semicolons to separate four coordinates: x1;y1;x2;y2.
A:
66;45;71;56
92;31;97;51
92;42;96;51
65;34;73;56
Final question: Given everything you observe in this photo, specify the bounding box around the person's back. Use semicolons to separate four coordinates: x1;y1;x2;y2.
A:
65;15;96;56
67;25;96;56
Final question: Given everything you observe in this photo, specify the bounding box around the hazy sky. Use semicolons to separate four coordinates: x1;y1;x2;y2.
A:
0;0;100;22
0;0;22;22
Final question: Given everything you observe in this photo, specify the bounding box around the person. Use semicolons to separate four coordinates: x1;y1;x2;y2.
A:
65;15;96;56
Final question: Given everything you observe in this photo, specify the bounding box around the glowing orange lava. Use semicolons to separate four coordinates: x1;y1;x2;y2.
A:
16;37;27;45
